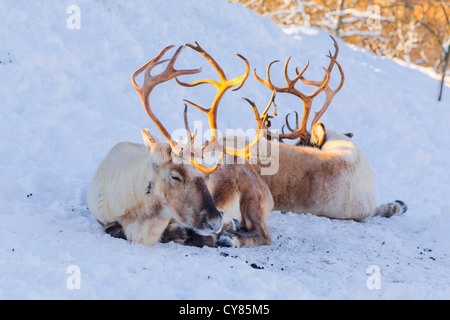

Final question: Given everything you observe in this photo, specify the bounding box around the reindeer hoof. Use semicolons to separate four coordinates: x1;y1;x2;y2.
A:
375;200;408;218
222;218;240;232
217;236;233;247
103;221;126;240
394;200;408;215
217;233;239;248
232;219;240;231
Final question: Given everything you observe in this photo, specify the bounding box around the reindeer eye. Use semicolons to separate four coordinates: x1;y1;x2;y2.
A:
171;175;182;182
169;168;185;183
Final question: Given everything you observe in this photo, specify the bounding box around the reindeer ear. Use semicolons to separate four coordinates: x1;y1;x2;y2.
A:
142;129;160;151
142;129;172;163
311;122;326;148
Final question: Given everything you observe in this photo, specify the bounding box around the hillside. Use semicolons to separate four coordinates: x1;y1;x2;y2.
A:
0;0;449;299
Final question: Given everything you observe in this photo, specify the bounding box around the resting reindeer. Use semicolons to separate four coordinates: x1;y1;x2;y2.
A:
87;44;273;248
248;36;407;221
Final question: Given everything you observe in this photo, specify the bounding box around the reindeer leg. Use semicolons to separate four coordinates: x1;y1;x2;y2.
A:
374;200;408;218
217;193;272;248
217;221;271;248
119;214;172;247
161;215;240;247
161;222;217;247
184;230;217;248
161;219;216;247
161;219;233;248
160;219;190;244
102;221;127;240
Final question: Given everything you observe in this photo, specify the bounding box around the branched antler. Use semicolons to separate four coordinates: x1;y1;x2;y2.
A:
253;36;344;146
133;43;261;174
131;45;201;152
177;42;260;159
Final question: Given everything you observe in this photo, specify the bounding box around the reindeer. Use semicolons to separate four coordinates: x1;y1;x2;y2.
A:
248;36;407;221
87;44;273;248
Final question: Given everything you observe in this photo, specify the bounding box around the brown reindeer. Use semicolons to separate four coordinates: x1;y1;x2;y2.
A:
249;36;407;221
87;44;273;248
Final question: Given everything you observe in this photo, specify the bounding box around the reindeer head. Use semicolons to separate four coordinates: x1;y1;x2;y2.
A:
140;129;223;235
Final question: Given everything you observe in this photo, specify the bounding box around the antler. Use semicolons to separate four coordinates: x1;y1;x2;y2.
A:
132;45;226;171
132;43;259;174
176;42;258;159
253;36;343;145
300;36;344;130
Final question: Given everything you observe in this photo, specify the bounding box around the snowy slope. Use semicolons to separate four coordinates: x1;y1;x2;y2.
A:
0;0;449;299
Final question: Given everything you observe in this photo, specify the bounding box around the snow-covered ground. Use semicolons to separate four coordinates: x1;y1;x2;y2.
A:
1;0;449;299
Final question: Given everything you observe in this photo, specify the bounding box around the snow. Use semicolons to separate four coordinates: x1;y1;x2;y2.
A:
1;0;449;300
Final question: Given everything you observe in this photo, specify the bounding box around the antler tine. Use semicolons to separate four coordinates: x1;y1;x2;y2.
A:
183;104;193;147
268;110;298;143
132;45;201;155
309;56;344;128
131;45;174;92
327;35;339;72
253;60;284;92
240;95;276;158
248;90;285;144
232;53;250;91
186;41;227;80
176;42;250;90
285;111;299;133
182;99;210;113
299;36;341;87
259;90;277;126
284;57;309;87
299;37;344;129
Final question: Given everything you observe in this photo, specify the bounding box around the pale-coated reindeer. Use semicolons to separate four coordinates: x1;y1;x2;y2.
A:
248;36;407;221
87;44;273;248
